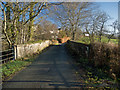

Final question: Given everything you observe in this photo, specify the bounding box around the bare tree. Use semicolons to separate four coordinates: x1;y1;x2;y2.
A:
48;2;96;40
1;2;62;48
108;20;118;42
33;20;58;40
97;12;110;42
1;3;12;47
81;11;110;43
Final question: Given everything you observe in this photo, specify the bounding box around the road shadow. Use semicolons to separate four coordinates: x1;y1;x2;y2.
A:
2;43;86;88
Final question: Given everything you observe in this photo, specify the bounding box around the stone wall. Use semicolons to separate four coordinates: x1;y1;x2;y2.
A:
66;40;90;59
14;40;52;59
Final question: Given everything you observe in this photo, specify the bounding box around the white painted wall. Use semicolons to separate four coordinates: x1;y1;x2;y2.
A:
14;40;52;59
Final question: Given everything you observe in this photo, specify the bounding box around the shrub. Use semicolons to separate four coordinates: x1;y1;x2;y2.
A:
89;42;120;80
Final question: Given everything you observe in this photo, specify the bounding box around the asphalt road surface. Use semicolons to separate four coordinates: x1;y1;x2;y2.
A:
3;44;86;88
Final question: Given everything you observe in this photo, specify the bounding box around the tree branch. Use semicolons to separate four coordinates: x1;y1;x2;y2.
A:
23;3;44;25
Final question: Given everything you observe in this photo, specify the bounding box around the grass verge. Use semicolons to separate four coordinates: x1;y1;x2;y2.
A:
75;58;118;89
2;45;51;81
2;55;36;81
65;43;119;89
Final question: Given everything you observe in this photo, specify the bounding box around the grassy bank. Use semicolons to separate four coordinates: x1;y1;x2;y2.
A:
65;42;119;89
75;58;118;89
2;55;36;80
2;45;51;81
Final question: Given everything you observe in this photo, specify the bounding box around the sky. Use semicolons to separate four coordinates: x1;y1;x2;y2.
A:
96;2;118;25
1;1;118;30
46;2;118;28
95;2;118;33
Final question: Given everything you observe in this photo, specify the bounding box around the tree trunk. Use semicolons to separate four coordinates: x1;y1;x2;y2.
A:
72;25;77;40
6;4;11;34
2;7;12;48
28;3;34;41
99;22;104;42
72;31;75;40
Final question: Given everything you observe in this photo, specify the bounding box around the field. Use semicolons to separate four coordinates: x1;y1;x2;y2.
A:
77;36;118;44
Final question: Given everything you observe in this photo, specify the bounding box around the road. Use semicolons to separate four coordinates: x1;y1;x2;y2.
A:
3;44;86;88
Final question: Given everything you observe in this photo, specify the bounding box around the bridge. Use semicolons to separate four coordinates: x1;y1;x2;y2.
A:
3;43;87;88
2;40;119;89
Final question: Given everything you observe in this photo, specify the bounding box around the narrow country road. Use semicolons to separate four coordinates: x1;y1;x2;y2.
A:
3;44;86;88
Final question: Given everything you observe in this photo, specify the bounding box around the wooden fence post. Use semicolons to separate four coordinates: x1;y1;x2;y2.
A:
14;45;17;60
12;45;15;60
